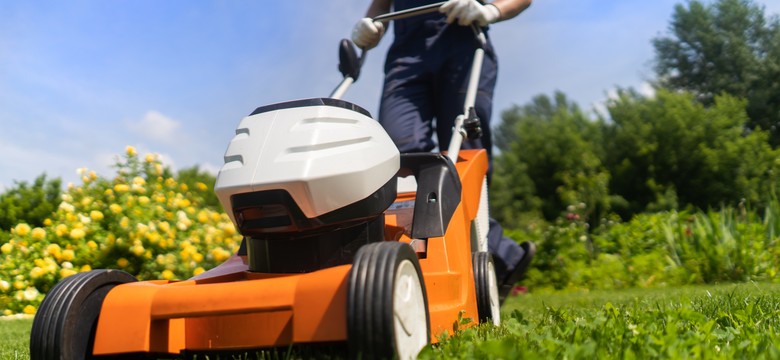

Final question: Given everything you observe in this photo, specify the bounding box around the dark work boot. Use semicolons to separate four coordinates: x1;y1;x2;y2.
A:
498;241;536;305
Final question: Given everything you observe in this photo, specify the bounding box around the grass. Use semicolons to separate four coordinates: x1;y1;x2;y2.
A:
424;282;780;359
0;317;30;360
5;283;780;359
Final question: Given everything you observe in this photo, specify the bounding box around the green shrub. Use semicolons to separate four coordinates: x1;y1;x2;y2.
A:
515;201;780;292
0;174;61;232
0;147;242;315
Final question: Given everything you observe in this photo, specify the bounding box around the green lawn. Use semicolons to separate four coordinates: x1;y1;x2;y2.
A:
425;282;780;359
6;283;780;359
0;317;30;360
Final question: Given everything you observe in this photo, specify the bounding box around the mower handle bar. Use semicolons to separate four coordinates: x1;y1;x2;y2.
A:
372;1;447;22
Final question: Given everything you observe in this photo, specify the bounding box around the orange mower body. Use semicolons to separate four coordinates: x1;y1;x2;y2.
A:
92;149;487;355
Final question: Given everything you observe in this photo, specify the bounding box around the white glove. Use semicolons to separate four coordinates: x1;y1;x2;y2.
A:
440;0;501;26
351;18;385;50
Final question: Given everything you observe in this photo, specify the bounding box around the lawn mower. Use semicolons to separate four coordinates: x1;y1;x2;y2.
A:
30;3;503;359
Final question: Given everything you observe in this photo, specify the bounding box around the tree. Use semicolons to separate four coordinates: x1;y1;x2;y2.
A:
491;92;612;227
653;0;780;145
0;174;62;231
603;89;780;216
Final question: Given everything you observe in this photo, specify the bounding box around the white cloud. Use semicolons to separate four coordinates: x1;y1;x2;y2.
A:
127;110;182;145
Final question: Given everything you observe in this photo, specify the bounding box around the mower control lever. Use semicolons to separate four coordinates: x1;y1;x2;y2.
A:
463;107;482;140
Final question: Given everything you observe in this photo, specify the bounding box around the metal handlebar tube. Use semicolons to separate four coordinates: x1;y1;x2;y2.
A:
448;25;487;163
329;76;355;100
372;1;447;22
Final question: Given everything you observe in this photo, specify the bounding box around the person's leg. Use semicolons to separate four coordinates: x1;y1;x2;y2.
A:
379;55;436;153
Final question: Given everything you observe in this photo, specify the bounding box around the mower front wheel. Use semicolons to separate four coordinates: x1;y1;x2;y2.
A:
347;242;430;360
30;269;138;360
473;251;501;325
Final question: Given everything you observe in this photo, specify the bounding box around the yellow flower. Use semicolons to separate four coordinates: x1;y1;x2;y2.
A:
120;217;130;229
104;189;114;196
86;241;98;250
23;305;37;315
60;268;77;278
117;258;129;268
126;145;137;156
109;204;122;214
89;170;97;180
195;182;208;191
162;270;175;280
30;267;45;279
197;211;209;224
14;223;31;237
133;176;146;186
69;228;86;240
59;202;75;213
131;245;145;256
46;244;62;258
80;265;92;272
0;280;9;291
158;221;171;233
193;267;205;276
180;183;188;192
31;227;46;241
55;224;68;237
211;247;232;262
145;153;156;163
90;210;104;221
43;218;52;226
61;249;75;261
2;310;12;316
78;214;92;225
138;196;150;205
80;197;93;206
154;163;163;175
114;183;130;193
1;243;13;255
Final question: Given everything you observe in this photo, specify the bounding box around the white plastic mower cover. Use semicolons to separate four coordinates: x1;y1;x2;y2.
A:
215;98;400;226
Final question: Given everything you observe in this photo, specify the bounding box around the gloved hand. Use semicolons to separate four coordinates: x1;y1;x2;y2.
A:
440;0;501;26
351;18;385;50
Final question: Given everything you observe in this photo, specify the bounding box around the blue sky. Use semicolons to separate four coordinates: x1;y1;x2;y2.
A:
2;0;779;191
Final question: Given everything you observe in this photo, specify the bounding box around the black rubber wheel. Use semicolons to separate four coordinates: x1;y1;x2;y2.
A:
347;242;430;360
30;269;138;360
473;251;501;325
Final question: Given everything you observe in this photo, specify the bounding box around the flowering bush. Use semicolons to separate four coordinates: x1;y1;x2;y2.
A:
0;146;242;315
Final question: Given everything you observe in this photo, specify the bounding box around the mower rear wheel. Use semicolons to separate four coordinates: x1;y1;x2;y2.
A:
473;251;501;325
30;269;138;360
347;242;430;360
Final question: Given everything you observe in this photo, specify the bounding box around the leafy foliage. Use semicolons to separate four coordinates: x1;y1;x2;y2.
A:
491;92;612;228
603;89;780;217
515;198;780;292
175;165;221;210
491;89;780;222
653;0;780;145
0;147;242;314
0;174;61;232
